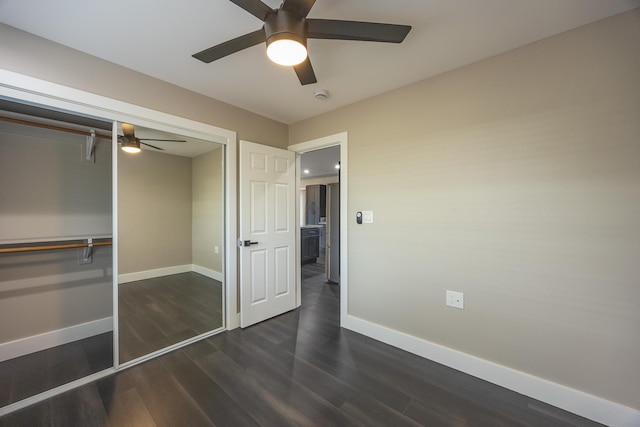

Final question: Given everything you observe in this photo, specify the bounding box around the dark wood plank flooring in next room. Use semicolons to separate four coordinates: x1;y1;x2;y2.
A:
0;263;603;427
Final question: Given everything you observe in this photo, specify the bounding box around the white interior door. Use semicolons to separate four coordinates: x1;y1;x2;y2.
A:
239;140;297;328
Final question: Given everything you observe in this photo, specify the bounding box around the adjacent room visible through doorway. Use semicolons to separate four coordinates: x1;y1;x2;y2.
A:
299;146;341;289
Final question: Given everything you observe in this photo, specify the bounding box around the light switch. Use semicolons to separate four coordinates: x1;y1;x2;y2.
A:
362;210;374;223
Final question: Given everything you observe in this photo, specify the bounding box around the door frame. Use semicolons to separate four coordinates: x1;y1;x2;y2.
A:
289;132;348;325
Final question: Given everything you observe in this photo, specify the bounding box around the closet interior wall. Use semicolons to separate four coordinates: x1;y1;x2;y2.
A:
0;110;113;364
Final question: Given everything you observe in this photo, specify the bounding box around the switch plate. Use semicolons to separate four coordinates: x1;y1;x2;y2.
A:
214;246;219;254
446;290;464;309
362;210;374;223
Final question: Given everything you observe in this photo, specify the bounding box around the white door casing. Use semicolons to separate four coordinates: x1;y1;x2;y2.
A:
239;140;297;328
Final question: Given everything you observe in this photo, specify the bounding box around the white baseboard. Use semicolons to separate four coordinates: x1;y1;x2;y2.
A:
191;264;223;281
118;264;223;284
0;317;113;363
118;264;191;284
342;314;640;427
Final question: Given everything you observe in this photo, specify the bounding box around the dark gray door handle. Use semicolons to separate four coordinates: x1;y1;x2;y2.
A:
243;240;259;247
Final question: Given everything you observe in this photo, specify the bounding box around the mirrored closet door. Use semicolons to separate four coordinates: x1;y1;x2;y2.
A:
0;100;114;406
116;123;225;364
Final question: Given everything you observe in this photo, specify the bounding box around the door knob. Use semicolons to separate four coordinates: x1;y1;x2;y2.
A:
243;240;259;247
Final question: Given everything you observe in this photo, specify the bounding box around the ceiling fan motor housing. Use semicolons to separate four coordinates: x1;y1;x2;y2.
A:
264;10;307;49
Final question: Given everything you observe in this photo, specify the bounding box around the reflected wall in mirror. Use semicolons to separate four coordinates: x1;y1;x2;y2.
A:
117;123;224;364
0;101;113;407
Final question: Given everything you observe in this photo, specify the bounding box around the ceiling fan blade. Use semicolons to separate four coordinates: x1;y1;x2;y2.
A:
229;0;273;21
121;123;136;138
140;141;164;151
138;138;187;142
294;57;317;86
281;0;316;18
193;29;266;63
307;19;411;43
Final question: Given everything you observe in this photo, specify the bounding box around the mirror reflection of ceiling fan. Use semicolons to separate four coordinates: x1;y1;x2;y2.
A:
192;0;412;85
118;123;186;153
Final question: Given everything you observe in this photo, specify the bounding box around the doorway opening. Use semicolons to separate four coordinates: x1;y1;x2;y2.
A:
290;132;347;326
299;146;340;285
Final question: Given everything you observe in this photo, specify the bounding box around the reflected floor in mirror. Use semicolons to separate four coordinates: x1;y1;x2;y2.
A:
0;332;112;407
118;272;223;363
0;263;603;427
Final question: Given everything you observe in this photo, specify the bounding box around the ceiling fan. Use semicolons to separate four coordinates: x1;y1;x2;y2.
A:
192;0;412;85
118;123;186;153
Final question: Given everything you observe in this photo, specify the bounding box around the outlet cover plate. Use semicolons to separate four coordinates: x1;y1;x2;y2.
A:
446;290;464;309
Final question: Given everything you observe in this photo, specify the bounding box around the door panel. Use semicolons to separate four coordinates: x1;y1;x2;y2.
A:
251;181;267;233
240;140;296;327
274;246;290;296
274;183;290;232
250;249;267;303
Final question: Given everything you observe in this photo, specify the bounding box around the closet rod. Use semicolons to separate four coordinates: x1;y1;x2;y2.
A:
0;116;112;140
0;241;112;254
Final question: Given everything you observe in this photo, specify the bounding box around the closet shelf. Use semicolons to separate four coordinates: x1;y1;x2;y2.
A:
0;238;112;254
0;116;111;140
0;116;111;161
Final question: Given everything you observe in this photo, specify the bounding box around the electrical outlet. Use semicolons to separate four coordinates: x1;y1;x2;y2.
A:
446;290;464;309
214;246;219;254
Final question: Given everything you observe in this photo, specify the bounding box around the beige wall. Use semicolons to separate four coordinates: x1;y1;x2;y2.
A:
0;248;112;343
192;147;224;273
0;122;112;241
289;10;640;410
118;149;192;274
118;145;224;276
0;24;288;149
0;122;112;342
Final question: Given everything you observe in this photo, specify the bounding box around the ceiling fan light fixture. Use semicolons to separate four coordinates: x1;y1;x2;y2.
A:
193;1;412;86
120;137;141;153
267;37;307;66
264;10;307;66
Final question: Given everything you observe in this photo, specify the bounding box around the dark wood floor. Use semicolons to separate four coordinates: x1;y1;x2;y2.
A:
302;256;325;281
0;332;113;408
0;272;222;406
119;272;223;363
0;264;603;426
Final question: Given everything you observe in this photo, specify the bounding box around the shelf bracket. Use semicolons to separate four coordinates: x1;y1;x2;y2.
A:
80;238;93;264
84;130;96;163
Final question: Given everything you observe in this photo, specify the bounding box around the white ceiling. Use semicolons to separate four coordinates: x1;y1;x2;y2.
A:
301;145;340;179
1;0;638;124
131;124;223;158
